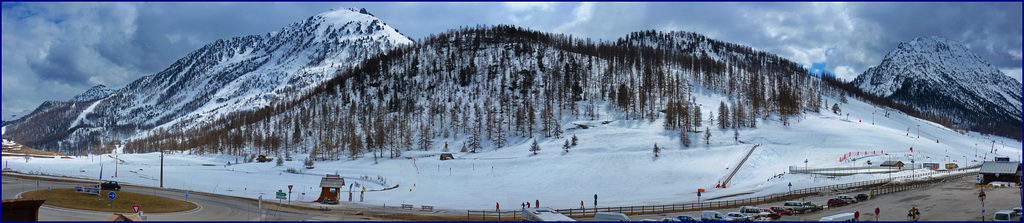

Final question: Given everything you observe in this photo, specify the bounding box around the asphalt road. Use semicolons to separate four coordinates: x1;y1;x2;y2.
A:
597;176;1022;221
1;173;359;221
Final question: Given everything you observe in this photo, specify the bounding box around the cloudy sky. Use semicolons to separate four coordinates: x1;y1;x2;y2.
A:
2;2;1021;118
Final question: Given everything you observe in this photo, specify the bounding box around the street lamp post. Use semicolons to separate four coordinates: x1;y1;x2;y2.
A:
910;159;915;178
788;182;792;198
886;154;892;181
804;159;808;172
917;124;920;138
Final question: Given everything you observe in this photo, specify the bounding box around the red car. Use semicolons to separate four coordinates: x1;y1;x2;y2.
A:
769;206;793;216
760;208;782;219
827;198;848;207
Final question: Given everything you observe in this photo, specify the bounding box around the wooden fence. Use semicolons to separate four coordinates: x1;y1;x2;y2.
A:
466;210;520;221
870;170;977;197
468;166;982;219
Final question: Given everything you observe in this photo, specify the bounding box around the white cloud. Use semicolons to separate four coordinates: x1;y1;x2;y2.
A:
834;65;858;81
505;2;554;11
1009;50;1022;60
552;2;594;34
1000;68;1023;83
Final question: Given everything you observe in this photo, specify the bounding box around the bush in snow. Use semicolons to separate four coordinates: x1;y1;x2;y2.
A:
530;139;540;155
563;139;570;153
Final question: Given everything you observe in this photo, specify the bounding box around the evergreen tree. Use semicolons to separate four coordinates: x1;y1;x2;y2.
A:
832;103;842;115
653;143;660;157
734;128;739;142
529;139;540;155
693;105;702;128
718;101;730;129
563;139;571;153
704;127;711;144
276;154;283;166
571;134;578;146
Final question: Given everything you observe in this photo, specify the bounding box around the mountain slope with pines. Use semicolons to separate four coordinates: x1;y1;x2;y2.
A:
851;36;1022;138
4;8;413;153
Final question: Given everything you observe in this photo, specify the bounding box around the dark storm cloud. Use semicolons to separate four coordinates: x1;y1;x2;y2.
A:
3;2;1021;119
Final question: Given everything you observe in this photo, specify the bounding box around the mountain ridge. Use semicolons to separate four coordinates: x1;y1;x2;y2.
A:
3;8;413;152
851;36;1022;136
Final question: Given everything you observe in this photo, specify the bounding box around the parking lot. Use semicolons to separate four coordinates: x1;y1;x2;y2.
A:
607;176;1021;221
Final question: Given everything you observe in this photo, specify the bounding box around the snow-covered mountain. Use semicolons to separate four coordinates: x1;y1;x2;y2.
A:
851;36;1023;129
4;8;413;152
2;109;32;123
69;85;118;102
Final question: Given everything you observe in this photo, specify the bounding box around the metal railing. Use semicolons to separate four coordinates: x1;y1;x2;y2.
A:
467;166;981;219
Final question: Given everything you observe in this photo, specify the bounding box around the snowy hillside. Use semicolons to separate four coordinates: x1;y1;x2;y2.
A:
851;36;1023;130
4;83;1020;211
4;8;413;153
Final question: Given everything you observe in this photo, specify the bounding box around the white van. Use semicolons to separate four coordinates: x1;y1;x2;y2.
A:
994;210;1021;221
701;211;733;221
594;212;630;221
818;213;857;221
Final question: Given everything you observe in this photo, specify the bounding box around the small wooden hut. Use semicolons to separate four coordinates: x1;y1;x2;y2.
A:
314;174;345;203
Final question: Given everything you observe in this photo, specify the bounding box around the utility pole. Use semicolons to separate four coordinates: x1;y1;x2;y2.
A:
160;148;164;188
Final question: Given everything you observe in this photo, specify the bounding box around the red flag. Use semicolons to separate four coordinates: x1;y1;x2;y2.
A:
909;147;913;152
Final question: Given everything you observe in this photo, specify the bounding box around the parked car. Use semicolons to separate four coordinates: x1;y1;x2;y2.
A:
738;206;771;219
769;206;793;216
854;194;869;201
994;210;1022;221
726;212;752;221
97;181;121;191
759;208;781;219
783;201;810;213
675;215;698;221
594;212;630;221
836;195;857;204
701;211;734;221
827;198;848;207
660;217;682;221
320;198;339;204
803;202;824;212
1014;207;1022;215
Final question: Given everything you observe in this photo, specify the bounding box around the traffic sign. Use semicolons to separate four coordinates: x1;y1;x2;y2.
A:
276;192;287;200
854;211;859;219
288;185;293;191
875;207;880;215
132;205;141;213
108;192;117;200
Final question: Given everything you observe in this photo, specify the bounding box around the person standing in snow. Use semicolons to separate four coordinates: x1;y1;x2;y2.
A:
527;202;531;208
522;202;525;209
580;200;584;209
536;199;539;208
496;202;499;211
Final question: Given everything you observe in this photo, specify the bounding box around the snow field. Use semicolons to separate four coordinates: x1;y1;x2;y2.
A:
3;90;1020;212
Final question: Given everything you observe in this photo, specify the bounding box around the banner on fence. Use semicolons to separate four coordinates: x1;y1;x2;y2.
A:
74;186;100;194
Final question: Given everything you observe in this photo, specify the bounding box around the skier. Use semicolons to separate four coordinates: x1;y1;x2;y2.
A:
536;199;539;208
496;202;500;211
522;202;525;209
527;202;531;208
580;200;584;209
